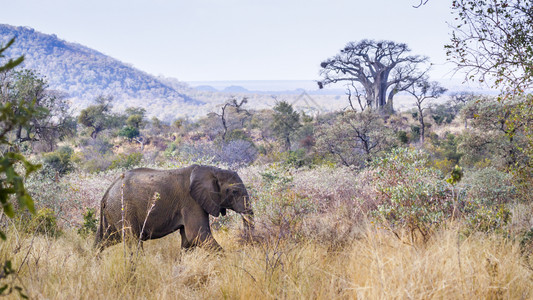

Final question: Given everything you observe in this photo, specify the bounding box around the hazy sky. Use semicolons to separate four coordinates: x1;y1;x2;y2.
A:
0;0;455;82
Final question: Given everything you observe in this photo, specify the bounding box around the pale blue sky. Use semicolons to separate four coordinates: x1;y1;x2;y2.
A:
0;0;455;82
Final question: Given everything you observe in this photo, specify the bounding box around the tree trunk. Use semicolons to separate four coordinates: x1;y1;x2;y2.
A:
375;69;391;110
385;89;396;114
419;112;425;144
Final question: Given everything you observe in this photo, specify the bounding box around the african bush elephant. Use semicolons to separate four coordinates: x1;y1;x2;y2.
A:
94;164;254;250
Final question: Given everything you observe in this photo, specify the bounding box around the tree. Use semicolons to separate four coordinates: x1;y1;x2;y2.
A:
445;0;533;179
405;79;447;143
0;69;73;149
446;0;533;92
77;95;114;138
215;97;250;142
315;111;396;167
272;101;301;151
118;126;140;140
0;38;38;218
318;39;429;112
0;37;36;298
460;96;531;168
125;106;146;129
450;91;477;128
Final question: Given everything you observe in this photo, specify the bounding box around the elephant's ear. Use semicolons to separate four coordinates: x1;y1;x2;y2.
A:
190;166;222;217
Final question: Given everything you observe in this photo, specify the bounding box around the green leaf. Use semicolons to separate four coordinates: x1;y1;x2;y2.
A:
2;203;14;218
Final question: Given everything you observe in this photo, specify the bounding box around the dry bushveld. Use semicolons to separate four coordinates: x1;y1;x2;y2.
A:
2;160;533;299
1;223;532;299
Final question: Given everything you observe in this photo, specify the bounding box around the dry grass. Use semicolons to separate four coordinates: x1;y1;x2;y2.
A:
1;223;532;299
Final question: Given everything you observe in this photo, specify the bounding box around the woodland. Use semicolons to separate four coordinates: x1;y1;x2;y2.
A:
0;0;533;298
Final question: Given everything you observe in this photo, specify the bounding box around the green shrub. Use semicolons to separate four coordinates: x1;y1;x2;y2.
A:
28;208;61;237
163;142;180;159
461;167;517;206
371;148;452;243
410;125;420;142
118;126;140;140
284;149;311;168
397;130;409;144
109;152;143;170
431;103;456;125
226;129;251;142
78;208;98;237
42;146;74;175
456;167;516;235
463;204;511;235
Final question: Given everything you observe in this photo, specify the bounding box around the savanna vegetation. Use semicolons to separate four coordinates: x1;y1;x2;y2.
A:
1;0;533;298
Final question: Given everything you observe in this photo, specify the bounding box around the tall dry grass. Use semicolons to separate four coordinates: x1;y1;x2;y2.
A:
1;222;531;299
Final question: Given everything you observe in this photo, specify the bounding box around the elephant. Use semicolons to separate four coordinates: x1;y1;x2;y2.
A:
94;164;254;250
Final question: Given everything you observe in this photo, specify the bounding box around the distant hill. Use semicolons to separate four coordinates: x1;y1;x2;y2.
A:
193;85;219;92
0;24;201;121
222;85;250;93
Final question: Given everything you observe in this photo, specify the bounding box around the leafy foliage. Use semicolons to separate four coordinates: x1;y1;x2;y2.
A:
78;207;98;237
118;126;140;140
27;207;61;237
0;38;39;224
271;101;301;151
447;0;533;91
42;146;74;175
77;95;116;138
109;152;143;170
370;148;451;243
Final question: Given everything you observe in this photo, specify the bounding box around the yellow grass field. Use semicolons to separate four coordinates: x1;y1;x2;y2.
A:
2;223;531;299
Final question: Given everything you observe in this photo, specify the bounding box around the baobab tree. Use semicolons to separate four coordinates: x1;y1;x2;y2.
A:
318;39;428;112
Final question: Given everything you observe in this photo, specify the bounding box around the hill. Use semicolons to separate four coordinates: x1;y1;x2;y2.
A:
0;24;201;121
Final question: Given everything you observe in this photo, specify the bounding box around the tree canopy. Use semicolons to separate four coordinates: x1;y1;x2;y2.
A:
77;95;114;138
272;101;301;151
446;0;533;92
0;38;39;232
318;39;428;112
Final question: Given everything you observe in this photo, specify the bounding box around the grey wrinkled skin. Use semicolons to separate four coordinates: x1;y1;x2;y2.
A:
94;164;254;251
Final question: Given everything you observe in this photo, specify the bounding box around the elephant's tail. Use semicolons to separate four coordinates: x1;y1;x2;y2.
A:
94;191;110;249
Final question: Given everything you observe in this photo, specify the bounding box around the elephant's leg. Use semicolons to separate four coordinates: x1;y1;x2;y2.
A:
179;227;193;249
183;213;222;251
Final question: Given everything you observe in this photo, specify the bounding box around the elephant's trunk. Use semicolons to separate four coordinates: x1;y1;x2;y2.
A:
241;211;254;236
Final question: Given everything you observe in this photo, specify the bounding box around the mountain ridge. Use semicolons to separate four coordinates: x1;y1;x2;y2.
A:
0;24;202;120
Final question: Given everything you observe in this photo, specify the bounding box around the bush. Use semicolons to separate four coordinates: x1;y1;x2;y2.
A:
109;152;143;170
370;148;452;243
42;146;74;175
176;140;257;168
226;129;251;142
284;149;311;168
431;103;456;125
27;208;61;237
118;126;140;140
315;111;396;168
460;167;517;206
410;125;420;142
463;204;511;235
78;207;98;237
397;130;409;144
218;140;258;168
